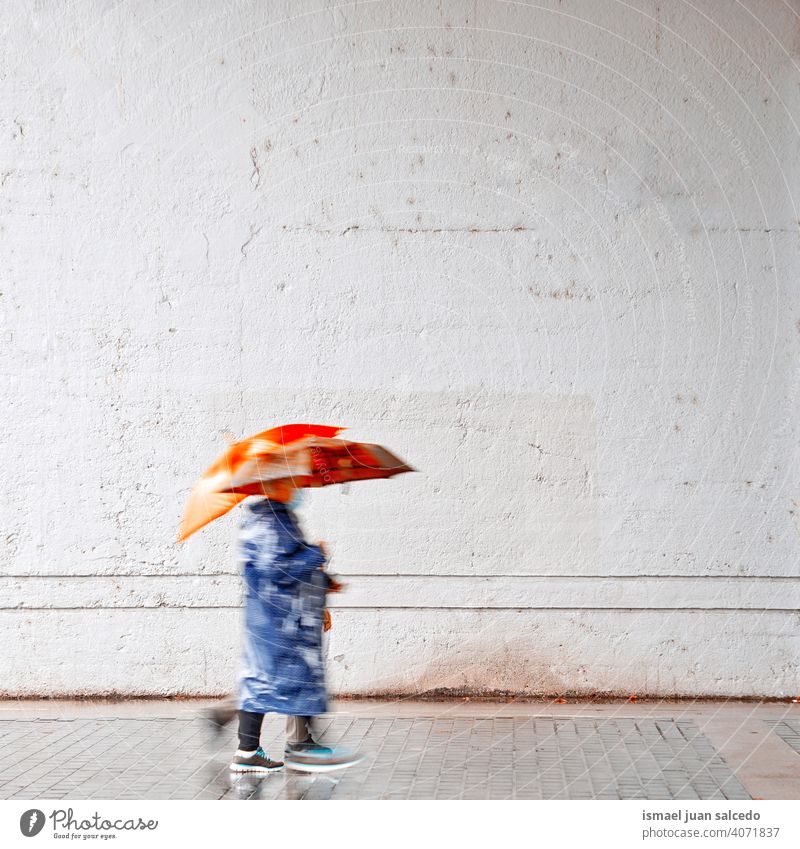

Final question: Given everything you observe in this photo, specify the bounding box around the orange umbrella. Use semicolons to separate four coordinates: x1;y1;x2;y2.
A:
178;423;413;541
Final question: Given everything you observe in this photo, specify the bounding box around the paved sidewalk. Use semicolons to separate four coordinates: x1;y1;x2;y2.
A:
0;700;797;800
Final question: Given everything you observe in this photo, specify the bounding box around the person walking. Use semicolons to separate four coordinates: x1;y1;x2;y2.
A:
179;423;413;774
228;480;351;774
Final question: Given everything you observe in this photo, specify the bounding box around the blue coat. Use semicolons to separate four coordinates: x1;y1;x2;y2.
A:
236;498;330;716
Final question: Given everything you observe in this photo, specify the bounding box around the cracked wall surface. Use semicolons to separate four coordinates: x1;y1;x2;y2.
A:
1;1;798;697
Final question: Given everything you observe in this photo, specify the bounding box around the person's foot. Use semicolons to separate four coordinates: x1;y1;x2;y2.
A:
229;747;284;774
284;737;334;758
283;740;364;773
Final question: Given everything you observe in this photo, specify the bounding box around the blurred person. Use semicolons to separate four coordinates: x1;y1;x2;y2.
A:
220;481;355;774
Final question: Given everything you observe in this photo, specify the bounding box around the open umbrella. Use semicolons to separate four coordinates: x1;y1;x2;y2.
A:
178;423;413;541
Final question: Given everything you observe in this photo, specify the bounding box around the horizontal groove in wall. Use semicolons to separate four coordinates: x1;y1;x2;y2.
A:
3;573;798;580
2;574;797;610
2;606;798;613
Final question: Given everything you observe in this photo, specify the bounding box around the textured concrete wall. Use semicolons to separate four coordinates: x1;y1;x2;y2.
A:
1;1;798;697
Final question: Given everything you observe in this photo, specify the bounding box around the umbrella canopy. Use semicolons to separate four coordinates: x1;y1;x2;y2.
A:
178;423;413;541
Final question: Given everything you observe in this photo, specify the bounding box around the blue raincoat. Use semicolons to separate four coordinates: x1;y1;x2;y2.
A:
236;498;330;716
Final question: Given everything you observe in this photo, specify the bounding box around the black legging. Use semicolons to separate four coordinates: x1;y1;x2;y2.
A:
237;711;264;750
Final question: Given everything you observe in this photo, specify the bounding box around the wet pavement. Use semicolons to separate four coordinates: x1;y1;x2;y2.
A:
0;700;797;800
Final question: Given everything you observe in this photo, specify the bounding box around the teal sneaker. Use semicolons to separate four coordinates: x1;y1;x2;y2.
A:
229;747;284;774
283;741;364;773
284;738;333;758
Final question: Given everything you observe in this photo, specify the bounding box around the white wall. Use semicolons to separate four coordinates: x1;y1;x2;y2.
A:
1;0;798;697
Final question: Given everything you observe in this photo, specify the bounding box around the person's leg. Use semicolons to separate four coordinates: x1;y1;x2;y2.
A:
205;694;238;738
285;715;313;746
230;711;284;773
237;710;264;752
